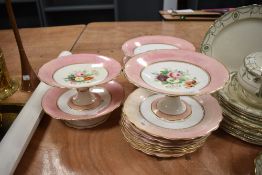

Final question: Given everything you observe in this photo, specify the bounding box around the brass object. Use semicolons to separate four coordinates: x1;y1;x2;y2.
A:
5;0;39;92
0;49;19;100
0;113;18;141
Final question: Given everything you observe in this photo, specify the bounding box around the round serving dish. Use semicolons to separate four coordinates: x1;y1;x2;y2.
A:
122;88;223;140
201;4;262;72
122;35;195;63
38;54;121;89
42;81;124;129
124;49;229;96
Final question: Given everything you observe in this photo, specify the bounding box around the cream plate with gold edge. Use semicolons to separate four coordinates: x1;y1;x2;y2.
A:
201;4;262;72
120;114;209;157
218;72;262;117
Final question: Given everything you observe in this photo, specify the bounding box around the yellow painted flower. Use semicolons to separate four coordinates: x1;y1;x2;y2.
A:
74;77;84;82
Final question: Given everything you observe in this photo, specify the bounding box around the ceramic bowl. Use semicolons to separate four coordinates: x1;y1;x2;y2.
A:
237;52;262;100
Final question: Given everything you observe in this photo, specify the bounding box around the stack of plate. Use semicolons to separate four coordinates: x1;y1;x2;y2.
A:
121;113;209;157
121;88;224;157
217;73;262;145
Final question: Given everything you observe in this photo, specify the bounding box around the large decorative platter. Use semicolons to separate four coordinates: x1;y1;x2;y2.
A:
122;35;196;58
124;50;229;96
38;54;121;88
42;81;124;121
201;4;262;72
122;88;223;140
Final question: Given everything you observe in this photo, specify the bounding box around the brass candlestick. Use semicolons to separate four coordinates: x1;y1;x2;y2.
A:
5;0;39;92
0;48;19;100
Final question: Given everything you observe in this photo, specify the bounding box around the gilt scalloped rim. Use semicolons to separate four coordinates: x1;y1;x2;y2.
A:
201;4;262;56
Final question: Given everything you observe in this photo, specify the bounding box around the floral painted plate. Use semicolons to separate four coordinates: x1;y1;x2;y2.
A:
122;35;195;63
124;50;229;96
201;4;262;72
122;88;223;140
38;54;121;88
42;81;124;122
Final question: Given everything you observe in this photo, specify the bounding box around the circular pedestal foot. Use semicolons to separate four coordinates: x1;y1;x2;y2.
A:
151;97;192;121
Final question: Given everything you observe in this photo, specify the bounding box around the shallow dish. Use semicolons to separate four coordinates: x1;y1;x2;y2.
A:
201;4;262;72
42;81;124;128
38;54;121;88
121;116;208;158
125;50;229;96
123;88;223;140
122;35;195;60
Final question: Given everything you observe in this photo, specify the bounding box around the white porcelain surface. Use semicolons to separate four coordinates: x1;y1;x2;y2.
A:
71;88;97;106
156;96;186;115
57;87;111;116
237;52;262;98
140;94;204;129
123;88;223;139
53;63;108;88
134;43;178;55
141;61;210;94
122;35;196;60
201;5;262;72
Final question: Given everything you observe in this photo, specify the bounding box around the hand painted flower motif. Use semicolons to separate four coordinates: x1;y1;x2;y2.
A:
64;70;97;84
153;69;198;88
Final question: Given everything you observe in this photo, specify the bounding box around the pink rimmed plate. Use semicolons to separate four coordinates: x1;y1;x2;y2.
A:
38;54;121;88
42;81;124;121
122;35;196;58
123;88;223;140
125;50;229;96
